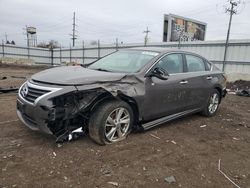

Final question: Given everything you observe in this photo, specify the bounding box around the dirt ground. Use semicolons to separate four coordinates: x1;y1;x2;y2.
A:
0;65;250;188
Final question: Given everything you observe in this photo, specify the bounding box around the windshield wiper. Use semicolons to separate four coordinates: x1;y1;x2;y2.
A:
92;68;111;72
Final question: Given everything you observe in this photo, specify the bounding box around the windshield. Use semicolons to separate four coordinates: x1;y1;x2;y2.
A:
88;50;159;73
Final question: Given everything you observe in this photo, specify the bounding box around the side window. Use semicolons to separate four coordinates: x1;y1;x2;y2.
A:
186;55;206;72
204;60;212;70
155;54;183;74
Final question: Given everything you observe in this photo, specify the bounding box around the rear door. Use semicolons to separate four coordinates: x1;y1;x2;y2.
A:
183;54;212;109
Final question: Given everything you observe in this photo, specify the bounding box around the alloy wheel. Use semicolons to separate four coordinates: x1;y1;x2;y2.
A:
208;93;219;114
105;107;130;142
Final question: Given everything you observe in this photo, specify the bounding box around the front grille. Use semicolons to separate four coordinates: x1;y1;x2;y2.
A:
21;84;50;103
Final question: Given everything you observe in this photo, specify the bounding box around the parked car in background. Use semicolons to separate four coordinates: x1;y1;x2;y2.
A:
17;47;227;145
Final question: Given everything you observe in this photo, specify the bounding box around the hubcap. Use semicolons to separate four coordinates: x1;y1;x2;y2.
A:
208;93;219;114
105;107;130;142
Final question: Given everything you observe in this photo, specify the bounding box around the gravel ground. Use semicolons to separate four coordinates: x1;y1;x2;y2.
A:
0;65;250;188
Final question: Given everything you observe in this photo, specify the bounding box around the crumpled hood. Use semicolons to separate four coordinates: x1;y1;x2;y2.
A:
31;66;126;85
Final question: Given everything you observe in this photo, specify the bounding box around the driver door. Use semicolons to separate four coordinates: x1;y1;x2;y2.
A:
143;53;190;121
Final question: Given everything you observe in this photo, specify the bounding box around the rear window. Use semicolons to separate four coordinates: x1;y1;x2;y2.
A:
186;55;206;72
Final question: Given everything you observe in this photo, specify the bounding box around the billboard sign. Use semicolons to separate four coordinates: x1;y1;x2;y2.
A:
163;14;207;42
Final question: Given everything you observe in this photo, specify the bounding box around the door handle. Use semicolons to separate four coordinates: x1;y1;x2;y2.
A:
179;80;188;84
206;76;213;80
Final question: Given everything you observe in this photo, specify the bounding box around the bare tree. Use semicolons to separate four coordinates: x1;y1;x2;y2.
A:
90;40;98;45
37;40;60;49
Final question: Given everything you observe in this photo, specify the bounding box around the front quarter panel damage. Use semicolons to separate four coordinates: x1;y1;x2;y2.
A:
48;75;145;142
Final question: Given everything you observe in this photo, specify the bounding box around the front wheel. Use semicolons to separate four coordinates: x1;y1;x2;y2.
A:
89;100;134;145
201;89;221;117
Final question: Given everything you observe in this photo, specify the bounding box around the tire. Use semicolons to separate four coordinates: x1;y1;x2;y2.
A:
201;89;221;117
88;100;134;145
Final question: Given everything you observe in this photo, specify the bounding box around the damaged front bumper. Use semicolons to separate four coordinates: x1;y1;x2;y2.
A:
16;81;77;135
17;98;53;134
16;80;110;138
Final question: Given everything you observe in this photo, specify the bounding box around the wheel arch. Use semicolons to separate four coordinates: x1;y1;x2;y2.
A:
214;86;222;103
88;92;140;127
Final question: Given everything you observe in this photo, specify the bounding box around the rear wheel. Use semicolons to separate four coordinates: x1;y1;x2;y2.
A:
89;100;133;145
201;89;220;117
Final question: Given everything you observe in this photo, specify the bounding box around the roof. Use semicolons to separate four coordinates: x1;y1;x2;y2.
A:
128;47;176;53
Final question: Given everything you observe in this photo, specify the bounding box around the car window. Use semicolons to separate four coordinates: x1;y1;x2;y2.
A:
186;55;206;72
204;60;212;70
88;51;158;73
155;54;183;74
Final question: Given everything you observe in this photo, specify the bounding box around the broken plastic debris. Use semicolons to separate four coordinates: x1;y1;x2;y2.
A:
52;152;56;157
56;127;84;143
72;127;83;133
171;140;177;145
107;181;118;186
232;137;240;141
200;125;207;128
68;134;73;141
165;176;176;184
150;134;160;139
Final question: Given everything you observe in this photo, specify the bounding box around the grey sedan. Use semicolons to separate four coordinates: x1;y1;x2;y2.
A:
17;47;227;145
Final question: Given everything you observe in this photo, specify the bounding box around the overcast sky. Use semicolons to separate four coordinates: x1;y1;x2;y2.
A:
0;0;250;47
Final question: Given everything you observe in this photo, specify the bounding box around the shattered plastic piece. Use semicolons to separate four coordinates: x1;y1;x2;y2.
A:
72;127;83;133
56;127;85;143
233;137;240;141
200;125;207;128
171;140;177;145
165;176;176;184
150;134;160;139
107;182;118;186
68;134;73;141
52;152;56;157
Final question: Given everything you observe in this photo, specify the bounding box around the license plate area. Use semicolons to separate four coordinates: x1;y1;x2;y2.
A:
17;100;25;113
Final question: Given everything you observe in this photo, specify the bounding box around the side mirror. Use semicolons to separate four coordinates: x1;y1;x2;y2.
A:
149;67;169;80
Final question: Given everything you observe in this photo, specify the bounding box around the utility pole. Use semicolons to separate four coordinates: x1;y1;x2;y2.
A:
222;0;238;71
143;27;150;46
4;33;8;43
70;12;77;47
115;38;119;51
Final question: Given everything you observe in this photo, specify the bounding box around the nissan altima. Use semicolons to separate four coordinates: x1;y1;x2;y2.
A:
17;47;227;145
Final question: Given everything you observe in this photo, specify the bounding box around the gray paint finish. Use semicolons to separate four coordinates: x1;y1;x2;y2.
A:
16;48;226;138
